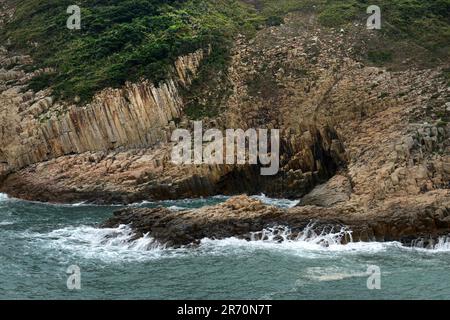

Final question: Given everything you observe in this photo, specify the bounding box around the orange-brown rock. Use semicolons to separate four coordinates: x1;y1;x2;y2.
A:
0;11;449;209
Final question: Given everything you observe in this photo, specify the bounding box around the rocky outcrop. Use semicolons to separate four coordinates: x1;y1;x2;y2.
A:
102;192;450;248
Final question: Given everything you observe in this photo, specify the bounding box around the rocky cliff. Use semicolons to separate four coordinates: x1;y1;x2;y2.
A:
0;47;204;171
0;9;449;212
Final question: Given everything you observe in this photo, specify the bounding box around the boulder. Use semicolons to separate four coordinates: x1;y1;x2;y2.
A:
300;175;352;207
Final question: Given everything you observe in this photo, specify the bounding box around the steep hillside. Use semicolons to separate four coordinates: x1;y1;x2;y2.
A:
0;0;261;102
2;0;449;103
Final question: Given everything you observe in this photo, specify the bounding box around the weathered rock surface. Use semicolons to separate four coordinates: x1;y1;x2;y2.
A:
0;11;449;207
0;49;204;171
300;174;352;207
102;192;450;248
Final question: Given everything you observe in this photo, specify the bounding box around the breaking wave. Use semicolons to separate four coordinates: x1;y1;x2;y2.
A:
29;224;182;263
20;222;392;263
20;223;450;266
36;222;450;260
198;225;396;257
129;195;230;210
199;226;450;256
0;193;9;202
408;236;450;252
249;225;353;245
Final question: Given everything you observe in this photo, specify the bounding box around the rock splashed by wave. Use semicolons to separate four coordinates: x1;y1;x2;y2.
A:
31;224;169;262
29;223;388;262
249;225;352;246
0;193;9;201
17;216;450;267
410;236;450;252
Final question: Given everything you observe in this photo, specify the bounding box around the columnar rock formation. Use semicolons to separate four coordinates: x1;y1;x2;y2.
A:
0;11;448;209
0;48;204;174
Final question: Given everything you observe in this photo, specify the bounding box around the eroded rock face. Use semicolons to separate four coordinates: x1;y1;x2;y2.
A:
102;192;450;247
0;11;449;205
0;48;204;172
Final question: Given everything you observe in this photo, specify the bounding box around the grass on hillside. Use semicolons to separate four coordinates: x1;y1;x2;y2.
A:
2;0;262;102
1;0;449;105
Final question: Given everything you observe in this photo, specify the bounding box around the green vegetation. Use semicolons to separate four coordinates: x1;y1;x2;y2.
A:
259;0;449;63
318;2;359;27
265;15;284;27
443;68;450;86
1;0;261;102
379;92;390;99
368;50;393;64
256;0;318;16
1;0;449;104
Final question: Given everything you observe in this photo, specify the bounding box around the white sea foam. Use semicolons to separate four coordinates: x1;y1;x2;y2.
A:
432;237;450;251
69;201;88;207
19;216;450;265
130;200;153;207
199;237;401;260
249;225;353;245
31;224;183;262
0;193;9;202
405;236;450;253
251;194;300;208
32;223;450;263
304;266;369;282
198;225;397;259
57;201;123;207
22;222;387;263
167;205;187;211
3;197;123;208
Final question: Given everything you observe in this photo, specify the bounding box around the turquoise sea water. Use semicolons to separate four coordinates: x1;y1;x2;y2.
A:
1;192;450;300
